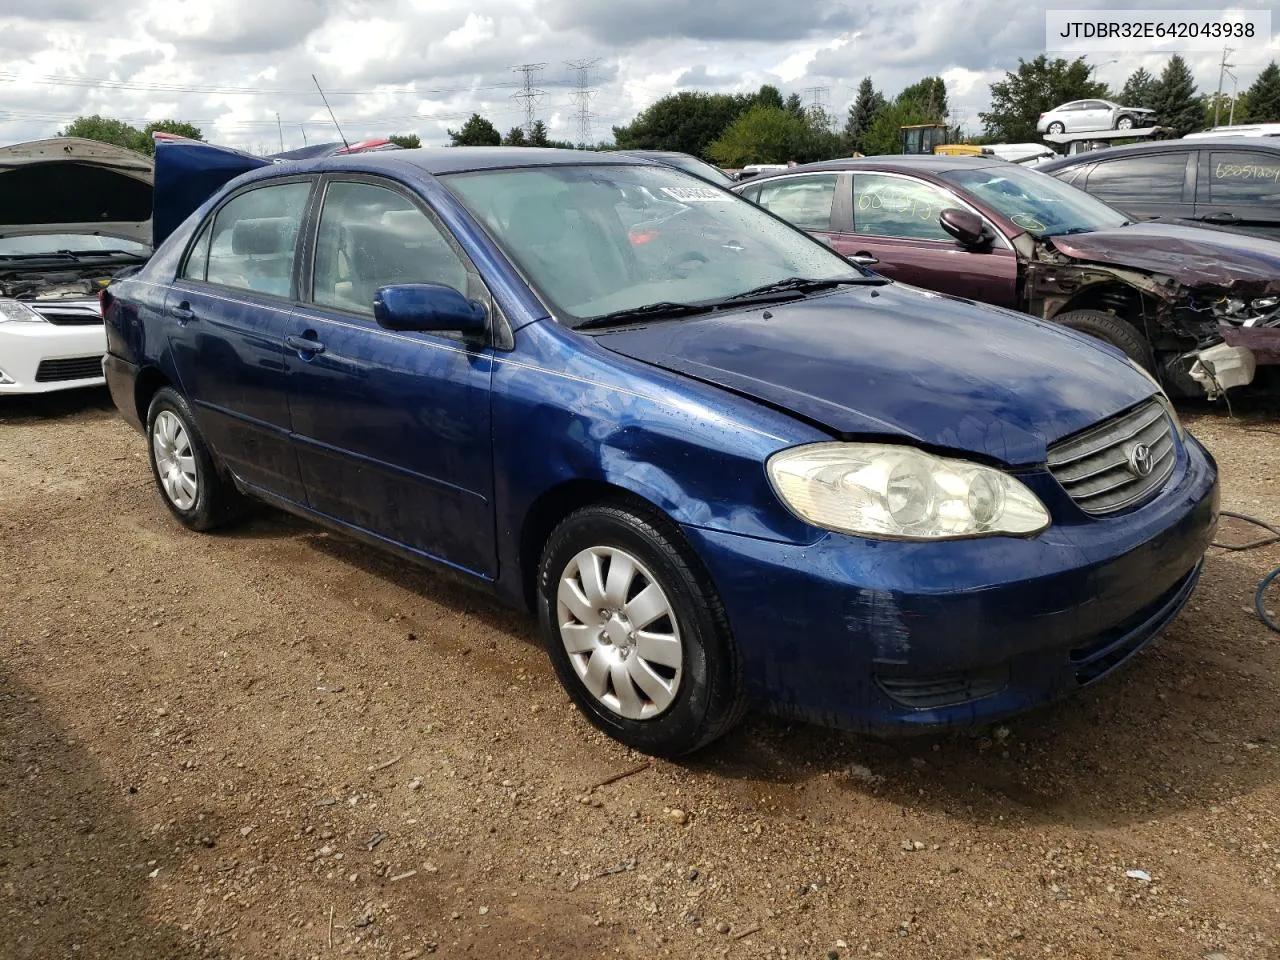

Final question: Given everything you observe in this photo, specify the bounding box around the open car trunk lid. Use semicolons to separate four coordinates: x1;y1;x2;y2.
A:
0;138;153;247
152;138;271;248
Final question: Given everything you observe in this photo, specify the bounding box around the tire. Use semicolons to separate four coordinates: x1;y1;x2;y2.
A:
1116;115;1134;130
536;503;747;757
1054;309;1155;372
1047;121;1065;134
145;386;246;531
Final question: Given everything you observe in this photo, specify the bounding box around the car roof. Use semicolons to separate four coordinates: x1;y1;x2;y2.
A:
741;155;1007;177
1037;136;1280;172
273;147;652;178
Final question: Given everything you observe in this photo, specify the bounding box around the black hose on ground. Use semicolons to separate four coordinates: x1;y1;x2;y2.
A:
1212;510;1280;633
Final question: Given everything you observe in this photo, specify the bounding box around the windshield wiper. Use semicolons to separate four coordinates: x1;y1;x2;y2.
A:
714;276;873;305
575;301;714;330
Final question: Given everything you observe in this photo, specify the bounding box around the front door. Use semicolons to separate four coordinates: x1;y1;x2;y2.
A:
165;177;314;501
831;173;1019;309
284;176;498;579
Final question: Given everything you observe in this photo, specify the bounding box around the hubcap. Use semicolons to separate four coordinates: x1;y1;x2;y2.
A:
152;410;199;511
556;546;683;720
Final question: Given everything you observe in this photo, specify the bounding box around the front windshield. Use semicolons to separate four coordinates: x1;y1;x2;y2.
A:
442;164;865;324
0;234;150;256
941;164;1128;238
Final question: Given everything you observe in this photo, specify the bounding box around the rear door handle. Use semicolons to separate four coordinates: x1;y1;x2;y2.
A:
285;334;325;355
169;302;194;322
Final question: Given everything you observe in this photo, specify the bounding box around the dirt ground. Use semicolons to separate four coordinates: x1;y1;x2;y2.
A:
2;389;1278;960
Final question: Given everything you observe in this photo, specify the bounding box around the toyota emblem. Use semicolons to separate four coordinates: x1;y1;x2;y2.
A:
1127;442;1154;478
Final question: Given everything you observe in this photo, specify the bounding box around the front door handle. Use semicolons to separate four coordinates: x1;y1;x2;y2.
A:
286;334;326;355
849;252;879;266
169;302;194;322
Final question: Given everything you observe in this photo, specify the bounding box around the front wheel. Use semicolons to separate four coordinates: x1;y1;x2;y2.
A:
1055;309;1155;372
537;503;746;757
146;387;246;531
1116;115;1135;130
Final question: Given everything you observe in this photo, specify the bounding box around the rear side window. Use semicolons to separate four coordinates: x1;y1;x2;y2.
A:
1086;154;1188;202
755;175;838;231
1208;152;1280;203
311;181;470;316
853;174;953;241
204;181;311;298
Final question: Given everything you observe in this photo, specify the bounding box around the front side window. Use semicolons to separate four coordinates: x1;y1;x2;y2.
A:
1208;152;1280;203
312;181;469;316
204;181;311;297
1087;153;1188;203
853;174;953;240
756;175;838;231
442;164;866;325
942;164;1129;238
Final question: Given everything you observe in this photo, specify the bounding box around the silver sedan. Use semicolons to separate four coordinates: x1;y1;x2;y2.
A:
1036;100;1157;134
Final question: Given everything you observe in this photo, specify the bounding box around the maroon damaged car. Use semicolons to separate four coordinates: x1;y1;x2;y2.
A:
734;156;1280;397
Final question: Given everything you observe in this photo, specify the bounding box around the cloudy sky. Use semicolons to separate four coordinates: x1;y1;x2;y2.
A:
1;0;1277;152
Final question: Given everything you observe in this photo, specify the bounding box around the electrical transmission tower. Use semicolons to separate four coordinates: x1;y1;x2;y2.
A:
566;57;602;146
802;85;832;128
511;63;547;136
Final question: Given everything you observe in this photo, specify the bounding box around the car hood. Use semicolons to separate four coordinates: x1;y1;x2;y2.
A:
1050;221;1280;288
592;284;1155;466
0;138;153;245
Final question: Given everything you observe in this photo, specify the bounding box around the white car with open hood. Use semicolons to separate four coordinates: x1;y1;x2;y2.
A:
0;137;152;394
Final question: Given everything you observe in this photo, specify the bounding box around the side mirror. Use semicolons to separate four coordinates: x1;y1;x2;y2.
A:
373;283;487;334
939;208;993;250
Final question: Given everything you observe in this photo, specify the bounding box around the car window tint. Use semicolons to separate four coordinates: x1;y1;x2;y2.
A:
1208;152;1280;203
853;174;953;240
1087;154;1187;202
1084;101;1108;110
312;181;469;316
205;182;310;297
754;175;838;231
181;222;212;282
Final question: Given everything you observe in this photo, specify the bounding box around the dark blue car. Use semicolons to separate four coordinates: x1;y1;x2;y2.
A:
102;143;1219;756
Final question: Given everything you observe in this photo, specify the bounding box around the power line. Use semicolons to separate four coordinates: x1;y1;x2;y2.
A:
565;58;601;146
511;63;546;136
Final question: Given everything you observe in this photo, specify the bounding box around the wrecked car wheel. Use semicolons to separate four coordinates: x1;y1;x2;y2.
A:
1055;310;1154;373
1047;121;1065;134
1116;115;1135;130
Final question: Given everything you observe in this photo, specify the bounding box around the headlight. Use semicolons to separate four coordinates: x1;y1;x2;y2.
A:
767;442;1050;540
0;301;45;323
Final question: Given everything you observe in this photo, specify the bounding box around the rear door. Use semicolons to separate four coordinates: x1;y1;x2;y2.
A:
283;175;499;578
1081;151;1196;221
833;172;1018;308
1194;148;1280;239
165;177;314;501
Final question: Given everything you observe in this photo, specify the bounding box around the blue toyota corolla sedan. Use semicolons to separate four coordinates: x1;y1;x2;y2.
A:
102;143;1219;756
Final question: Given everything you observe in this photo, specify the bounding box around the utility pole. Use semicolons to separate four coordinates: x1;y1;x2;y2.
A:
276;112;284;152
565;58;601;146
511;63;546;137
300;125;308;146
1229;72;1240;125
1214;47;1235;127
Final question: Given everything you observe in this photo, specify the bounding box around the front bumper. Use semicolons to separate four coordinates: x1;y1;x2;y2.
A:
684;435;1219;733
0;319;106;394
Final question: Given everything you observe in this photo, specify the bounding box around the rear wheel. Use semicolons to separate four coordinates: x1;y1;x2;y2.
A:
537;503;746;757
146;387;246;531
1047;121;1065;134
1055;309;1155;372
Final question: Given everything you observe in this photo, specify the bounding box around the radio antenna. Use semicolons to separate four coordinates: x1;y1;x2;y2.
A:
312;74;349;149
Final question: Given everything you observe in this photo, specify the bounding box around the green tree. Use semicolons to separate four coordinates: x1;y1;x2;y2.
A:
980;55;1109;141
1203;91;1248;128
863;98;945;155
755;85;785;111
706;105;809;167
501;126;527;146
1243;61;1280;122
784;92;806;119
897;76;948;119
58;115;144;152
388;133;421;148
447;113;501;146
1150;54;1200;136
1119;67;1158;107
529;120;550;147
613;90;755;157
843;77;886;154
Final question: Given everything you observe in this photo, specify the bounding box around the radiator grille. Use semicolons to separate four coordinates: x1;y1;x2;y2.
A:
1047;398;1175;515
34;355;104;382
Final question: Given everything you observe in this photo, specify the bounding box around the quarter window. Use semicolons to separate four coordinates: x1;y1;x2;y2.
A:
312;181;469;316
754;175;838;231
853;174;954;241
204;181;311;297
1207;152;1280;204
1086;154;1188;203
